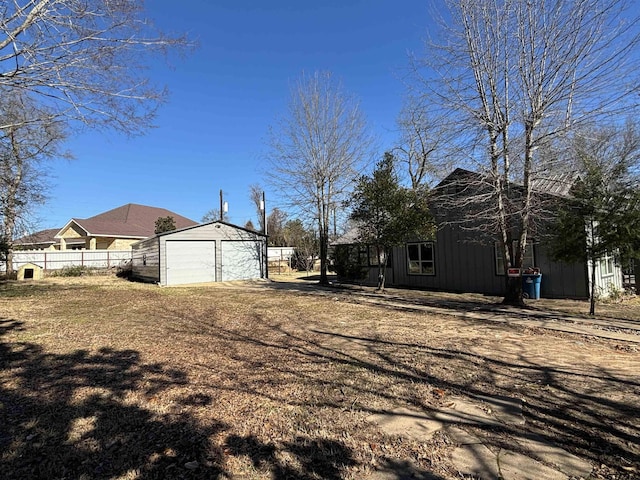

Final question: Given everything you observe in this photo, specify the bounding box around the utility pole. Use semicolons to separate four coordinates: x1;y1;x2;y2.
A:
260;191;269;279
219;189;228;221
261;191;267;235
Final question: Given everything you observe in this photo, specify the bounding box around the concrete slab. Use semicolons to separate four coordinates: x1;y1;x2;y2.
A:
367;394;522;443
434;396;500;427
367;407;443;442
365;459;441;480
468;393;525;425
515;433;593;478
449;427;568;480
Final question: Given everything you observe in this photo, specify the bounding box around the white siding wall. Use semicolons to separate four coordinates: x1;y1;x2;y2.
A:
588;256;624;298
157;222;266;286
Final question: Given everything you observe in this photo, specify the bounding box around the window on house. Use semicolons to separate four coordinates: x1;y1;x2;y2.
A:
600;251;615;277
407;242;435;275
357;245;369;266
495;241;535;275
344;245;369;266
369;246;381;266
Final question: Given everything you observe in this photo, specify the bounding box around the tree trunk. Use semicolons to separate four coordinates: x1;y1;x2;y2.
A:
2;217;14;274
503;275;524;306
589;257;597;316
376;246;386;292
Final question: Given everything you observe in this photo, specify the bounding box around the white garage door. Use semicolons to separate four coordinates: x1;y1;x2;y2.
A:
165;240;216;285
221;241;262;281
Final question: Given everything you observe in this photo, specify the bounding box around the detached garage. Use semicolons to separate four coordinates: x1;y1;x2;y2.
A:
131;221;267;286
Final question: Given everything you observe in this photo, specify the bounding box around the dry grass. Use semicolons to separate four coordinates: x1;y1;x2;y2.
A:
1;275;638;479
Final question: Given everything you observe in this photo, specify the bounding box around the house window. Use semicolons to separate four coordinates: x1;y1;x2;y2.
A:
369;245;384;267
343;245;369;266
495;241;535;275
600;252;615;277
357;245;369;266
407;242;435;275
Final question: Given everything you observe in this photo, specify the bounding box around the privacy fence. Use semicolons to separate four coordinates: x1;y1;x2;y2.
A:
4;247;299;273
5;250;132;271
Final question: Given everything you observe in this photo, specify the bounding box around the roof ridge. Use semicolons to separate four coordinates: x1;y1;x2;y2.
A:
124;203;133;223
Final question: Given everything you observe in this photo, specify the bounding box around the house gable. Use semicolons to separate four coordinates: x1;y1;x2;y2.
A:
53;203;198;251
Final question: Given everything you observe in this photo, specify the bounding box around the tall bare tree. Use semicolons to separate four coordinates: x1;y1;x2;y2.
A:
249;183;265;232
393;96;458;189
266;208;288;246
0;90;68;273
265;71;373;284
0;0;189;133
418;0;640;303
0;1;189;273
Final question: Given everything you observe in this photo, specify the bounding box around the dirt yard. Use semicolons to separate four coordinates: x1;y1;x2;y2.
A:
0;274;638;479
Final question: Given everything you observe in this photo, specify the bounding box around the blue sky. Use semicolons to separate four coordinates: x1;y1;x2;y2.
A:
36;0;434;230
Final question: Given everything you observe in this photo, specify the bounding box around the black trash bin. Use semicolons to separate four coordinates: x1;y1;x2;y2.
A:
522;273;542;299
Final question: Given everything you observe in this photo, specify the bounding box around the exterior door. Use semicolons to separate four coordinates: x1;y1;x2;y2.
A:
221;241;262;281
165;240;216;285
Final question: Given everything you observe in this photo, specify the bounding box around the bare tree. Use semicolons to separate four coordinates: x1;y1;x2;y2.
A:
393;96;459;189
0;1;189;273
249;183;265;232
0;90;68;273
265;71;373;284
266;208;287;246
202;208;229;223
0;0;189;133
418;0;640;303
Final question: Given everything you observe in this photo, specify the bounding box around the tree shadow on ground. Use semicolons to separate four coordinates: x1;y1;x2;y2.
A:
209;316;639;478
0;317;379;480
225;434;355;479
0;318;227;479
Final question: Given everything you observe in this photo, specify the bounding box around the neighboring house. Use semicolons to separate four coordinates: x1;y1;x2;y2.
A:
333;168;623;299
55;203;197;251
13;228;66;250
131;221;268;286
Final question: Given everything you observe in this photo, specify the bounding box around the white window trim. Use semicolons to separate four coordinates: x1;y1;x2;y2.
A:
495;241;535;276
600;251;615;277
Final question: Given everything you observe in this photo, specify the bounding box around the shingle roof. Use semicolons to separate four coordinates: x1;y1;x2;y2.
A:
13;228;60;246
62;203;197;238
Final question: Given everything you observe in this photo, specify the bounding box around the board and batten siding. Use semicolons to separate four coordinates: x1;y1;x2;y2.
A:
341;223;594;299
535;245;589;298
393;231;591;298
392;225;506;295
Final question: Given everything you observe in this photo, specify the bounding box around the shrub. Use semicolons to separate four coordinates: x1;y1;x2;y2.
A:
53;265;91;277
